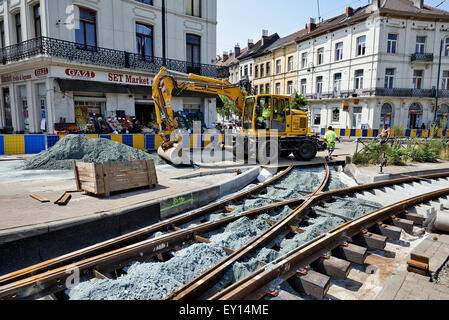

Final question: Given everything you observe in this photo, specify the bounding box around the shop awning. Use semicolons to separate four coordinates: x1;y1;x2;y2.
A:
56;79;152;95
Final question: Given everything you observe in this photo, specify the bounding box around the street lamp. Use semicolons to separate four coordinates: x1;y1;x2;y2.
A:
434;37;449;125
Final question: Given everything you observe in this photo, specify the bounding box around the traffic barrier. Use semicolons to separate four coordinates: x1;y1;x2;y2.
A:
321;128;449;138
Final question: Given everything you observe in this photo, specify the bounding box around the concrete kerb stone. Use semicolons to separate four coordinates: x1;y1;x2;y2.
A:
218;167;261;198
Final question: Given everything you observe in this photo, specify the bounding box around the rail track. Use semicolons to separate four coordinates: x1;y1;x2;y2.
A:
1;166;449;301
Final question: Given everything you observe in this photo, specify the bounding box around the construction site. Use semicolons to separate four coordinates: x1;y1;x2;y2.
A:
2;1;449;313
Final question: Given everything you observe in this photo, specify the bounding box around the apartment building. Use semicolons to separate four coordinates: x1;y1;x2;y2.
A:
0;0;218;134
253;29;307;96
297;0;449;133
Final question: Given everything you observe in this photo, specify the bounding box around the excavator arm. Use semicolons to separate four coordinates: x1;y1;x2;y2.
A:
152;67;247;151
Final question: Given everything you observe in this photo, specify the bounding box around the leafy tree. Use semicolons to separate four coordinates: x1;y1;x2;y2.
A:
217;95;240;121
291;91;308;111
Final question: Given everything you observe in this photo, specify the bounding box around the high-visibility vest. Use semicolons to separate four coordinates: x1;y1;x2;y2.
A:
263;108;270;118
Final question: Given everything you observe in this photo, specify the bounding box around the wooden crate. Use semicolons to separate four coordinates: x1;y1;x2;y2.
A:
73;159;158;198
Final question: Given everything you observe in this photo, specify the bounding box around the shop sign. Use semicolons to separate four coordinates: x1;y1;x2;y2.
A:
1;72;32;84
65;68;96;79
108;73;152;85
35;68;49;77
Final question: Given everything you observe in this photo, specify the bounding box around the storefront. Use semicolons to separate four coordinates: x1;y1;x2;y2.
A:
0;65;217;134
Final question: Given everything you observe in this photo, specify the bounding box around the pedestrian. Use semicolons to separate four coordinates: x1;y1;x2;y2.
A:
378;124;391;144
325;126;340;161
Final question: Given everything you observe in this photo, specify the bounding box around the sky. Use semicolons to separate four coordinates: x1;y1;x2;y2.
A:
216;0;449;56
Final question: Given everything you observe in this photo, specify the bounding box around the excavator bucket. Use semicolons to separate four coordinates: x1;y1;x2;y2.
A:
157;143;190;166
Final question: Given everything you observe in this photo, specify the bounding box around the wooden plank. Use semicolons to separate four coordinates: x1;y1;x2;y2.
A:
389;216;414;234
29;194;50;203
288;270;330;299
370;223;402;241
332;243;367;265
145;159;154;187
402;212;425;226
353;231;387;250
407;265;429;277
55;193;72;206
72;160;81;191
410;253;430;265
311;255;351;280
100;163;110;197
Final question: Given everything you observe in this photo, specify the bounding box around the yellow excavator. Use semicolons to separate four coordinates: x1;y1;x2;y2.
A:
152;67;326;164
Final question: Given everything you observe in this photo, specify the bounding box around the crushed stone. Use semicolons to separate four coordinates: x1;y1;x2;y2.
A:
320;198;382;219
68;244;227;300
21;135;157;170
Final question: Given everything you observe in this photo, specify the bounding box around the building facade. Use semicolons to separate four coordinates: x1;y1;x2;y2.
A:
0;0;218;134
297;0;449;133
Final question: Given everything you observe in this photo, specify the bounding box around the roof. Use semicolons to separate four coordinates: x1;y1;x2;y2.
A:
381;0;449;16
237;33;280;61
216;47;248;68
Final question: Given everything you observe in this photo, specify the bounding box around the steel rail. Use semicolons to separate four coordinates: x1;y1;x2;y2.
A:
0;166;293;287
212;186;449;300
0;188;303;300
164;163;331;300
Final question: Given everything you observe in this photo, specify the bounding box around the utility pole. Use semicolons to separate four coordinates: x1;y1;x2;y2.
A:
162;0;167;66
435;39;443;125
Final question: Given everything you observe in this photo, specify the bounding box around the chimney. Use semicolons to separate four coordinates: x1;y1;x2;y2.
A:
235;44;241;57
248;39;254;49
222;51;229;62
262;29;268;37
412;0;424;9
346;6;354;17
308;18;317;33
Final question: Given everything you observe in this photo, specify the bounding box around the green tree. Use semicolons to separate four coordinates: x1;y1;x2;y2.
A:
217;95;240;121
291;91;308;111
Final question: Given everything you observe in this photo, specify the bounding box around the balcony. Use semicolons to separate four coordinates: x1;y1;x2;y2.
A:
376;88;436;97
411;53;434;63
0;37;217;77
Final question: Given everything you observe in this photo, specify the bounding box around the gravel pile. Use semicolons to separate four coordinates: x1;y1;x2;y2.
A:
22;135;157;170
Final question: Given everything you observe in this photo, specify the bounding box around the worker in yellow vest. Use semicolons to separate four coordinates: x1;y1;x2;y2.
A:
324;126;341;161
262;103;271;130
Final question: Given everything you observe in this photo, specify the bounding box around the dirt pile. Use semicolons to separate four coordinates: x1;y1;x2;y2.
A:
21;135;159;170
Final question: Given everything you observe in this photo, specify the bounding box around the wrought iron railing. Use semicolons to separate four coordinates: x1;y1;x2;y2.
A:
0;36;217;77
411;53;434;62
376;87;435;97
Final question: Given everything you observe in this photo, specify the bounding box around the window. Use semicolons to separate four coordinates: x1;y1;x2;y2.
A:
354;70;364;90
255;66;259;78
333;73;342;92
387;34;397;54
135;0;153;5
186;34;201;73
287;81;293;95
413;70;424;89
385;68;395;89
186;0;201;17
75;8;97;50
254;85;258;95
300;79;307;95
288;56;294;72
261;64;265;77
313;109;321;126
18;86;28;132
260;85;264;94
443;71;449;90
33;4;41;38
380;103;393;127
316;76;323;94
15;12;22;43
276;60;282;74
265;83;270;94
266;62;271;76
335;42;343;61
250;64;253;76
275;83;281;95
244;65;248;77
0;21;5;48
357;36;366;56
240;67;243;77
136;23;154;60
317;48;324;65
416;36;426;54
332;108;340;123
301;52;308;68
